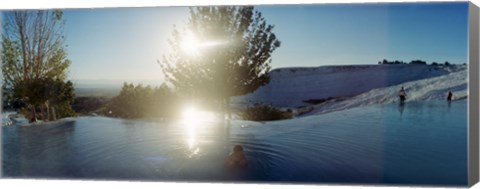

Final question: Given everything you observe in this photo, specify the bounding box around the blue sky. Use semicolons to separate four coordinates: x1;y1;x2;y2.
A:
256;3;468;67
22;2;471;82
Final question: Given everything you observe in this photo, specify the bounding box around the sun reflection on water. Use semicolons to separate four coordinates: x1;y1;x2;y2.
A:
181;105;216;158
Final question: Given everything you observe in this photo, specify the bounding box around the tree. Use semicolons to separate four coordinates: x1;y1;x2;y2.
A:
2;10;72;122
160;6;281;118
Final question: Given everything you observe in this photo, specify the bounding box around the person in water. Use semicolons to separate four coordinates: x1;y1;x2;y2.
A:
224;145;248;168
399;86;407;103
447;90;453;101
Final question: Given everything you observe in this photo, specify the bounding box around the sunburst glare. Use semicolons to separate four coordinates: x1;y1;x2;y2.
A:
182;106;198;125
180;31;229;56
181;105;216;126
180;32;200;56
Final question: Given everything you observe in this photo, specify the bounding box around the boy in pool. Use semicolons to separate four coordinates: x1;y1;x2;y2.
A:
224;145;248;168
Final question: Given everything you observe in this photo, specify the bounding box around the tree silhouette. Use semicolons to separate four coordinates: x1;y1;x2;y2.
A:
160;6;281;118
106;83;180;119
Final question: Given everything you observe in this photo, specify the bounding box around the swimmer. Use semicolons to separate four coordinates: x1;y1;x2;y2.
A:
224;145;248;168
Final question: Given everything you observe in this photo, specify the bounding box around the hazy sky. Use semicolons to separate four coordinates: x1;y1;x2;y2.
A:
38;2;470;82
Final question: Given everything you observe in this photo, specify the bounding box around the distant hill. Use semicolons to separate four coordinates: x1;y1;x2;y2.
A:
72;79;164;97
74;87;121;98
232;64;466;109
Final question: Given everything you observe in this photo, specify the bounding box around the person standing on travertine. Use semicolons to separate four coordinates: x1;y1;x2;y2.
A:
399;86;407;103
447;90;453;101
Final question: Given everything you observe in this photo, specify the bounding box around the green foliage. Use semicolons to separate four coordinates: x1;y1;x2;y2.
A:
1;37;21;91
13;78;75;121
240;104;293;121
160;6;281;112
105;83;181;119
53;80;76;118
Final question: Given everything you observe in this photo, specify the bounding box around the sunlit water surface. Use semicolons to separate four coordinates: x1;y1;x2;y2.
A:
2;100;467;185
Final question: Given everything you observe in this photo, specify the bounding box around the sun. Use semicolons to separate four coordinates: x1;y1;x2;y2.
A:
179;31;228;56
180;32;200;56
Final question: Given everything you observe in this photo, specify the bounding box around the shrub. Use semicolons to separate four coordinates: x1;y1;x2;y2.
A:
409;60;427;65
378;59;406;64
240;104;293;121
72;96;109;115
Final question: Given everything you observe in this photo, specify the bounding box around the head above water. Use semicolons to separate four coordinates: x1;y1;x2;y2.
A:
233;145;243;152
